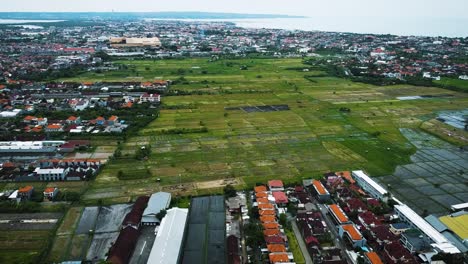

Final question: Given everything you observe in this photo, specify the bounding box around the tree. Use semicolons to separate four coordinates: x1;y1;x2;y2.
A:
279;213;288;227
223;184;236;198
156;209;167;220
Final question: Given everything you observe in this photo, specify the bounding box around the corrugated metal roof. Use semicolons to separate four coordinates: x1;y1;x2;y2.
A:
147;208;189;264
142;192;171;222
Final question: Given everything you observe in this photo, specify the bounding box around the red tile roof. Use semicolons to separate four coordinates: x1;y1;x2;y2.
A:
268;180;284;188
272;192;288;204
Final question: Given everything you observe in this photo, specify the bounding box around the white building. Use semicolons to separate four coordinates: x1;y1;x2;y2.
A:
146;208;188;264
140;93;161;103
141;192;171;225
394;204;460;254
34;168;69;181
352;170;388;202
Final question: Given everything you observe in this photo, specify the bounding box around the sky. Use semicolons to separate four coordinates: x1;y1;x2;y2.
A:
2;0;468;18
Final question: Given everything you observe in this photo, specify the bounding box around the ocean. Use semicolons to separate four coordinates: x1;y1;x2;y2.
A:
148;17;468;38
1;16;467;37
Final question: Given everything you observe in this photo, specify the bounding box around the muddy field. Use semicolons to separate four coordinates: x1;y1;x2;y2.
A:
377;129;468;215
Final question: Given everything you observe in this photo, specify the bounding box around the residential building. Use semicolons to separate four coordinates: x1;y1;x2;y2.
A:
268;180;284;192
311;180;330;201
141;192;171;225
339;224;366;248
45;124;64;132
352;170;388;202
18;186;34;200
389;223;411;235
364;252;383;264
139;93;161;103
400;229;431;253
43;187;58;200
328;204;351;225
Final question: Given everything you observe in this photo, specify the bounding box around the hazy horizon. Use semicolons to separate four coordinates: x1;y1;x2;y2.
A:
2;0;468;19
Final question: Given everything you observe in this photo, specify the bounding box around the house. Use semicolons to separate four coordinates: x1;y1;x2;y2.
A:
268;180;284;192
18;186;34;200
328;204;351;225
96;116;106;126
66;116;81;124
268;253;290;263
43;187;58;200
141;192;171;225
339;224;366;248
45;124;64;132
389;222;410;235
139;93;161;103
108;115;119;125
272;191;288;205
364;252;383;264
37;118;48;126
227;235;241;264
311;180;330;201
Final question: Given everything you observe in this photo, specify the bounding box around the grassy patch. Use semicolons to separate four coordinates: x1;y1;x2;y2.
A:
285;228;306;264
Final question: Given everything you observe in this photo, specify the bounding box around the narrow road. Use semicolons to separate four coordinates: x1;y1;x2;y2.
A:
291;220;314;264
317;204;354;264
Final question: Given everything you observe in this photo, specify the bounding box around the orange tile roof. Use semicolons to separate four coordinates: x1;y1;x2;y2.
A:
336;171;355;183
269;253;289;263
47;124;62;129
263;229;280;236
258;203;275;210
365;252;383;264
24;115;36;121
259;210;276;216
67;116;77;121
312;180;328;195
32;126;42;132
267;244;286;253
44;187;56;193
19;186;33;193
96;116;105;121
263;223;280;229
329;204;349;223
260;215;276;223
255;192;267;198
123;102;133;108
256;198;269;204
254;185;267;193
108;115;118;121
342;224;362;241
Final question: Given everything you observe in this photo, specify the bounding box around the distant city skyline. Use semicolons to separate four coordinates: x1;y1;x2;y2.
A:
2;0;468;19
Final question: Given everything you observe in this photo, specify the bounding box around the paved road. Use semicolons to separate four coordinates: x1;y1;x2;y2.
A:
291;220;314;264
317;204;354;264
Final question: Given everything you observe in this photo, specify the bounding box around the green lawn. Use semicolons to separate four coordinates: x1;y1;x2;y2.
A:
286;229;306;264
435;77;468;91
